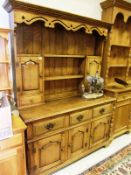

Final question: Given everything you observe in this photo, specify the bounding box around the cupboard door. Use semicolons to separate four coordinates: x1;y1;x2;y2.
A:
17;54;43;107
68;124;90;159
86;56;102;76
90;116;110;147
28;132;68;174
0;146;26;175
114;103;130;134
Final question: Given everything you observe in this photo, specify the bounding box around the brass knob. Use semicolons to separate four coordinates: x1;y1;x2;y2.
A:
45;123;55;130
100;108;105;114
77;115;83;122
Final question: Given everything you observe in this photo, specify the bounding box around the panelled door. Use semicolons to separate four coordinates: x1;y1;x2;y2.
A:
114;102;130;134
0;146;26;175
90;116;111;147
16;54;44;107
68;124;90;159
28;132;68;174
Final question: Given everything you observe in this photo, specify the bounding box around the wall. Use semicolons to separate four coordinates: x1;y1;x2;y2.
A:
0;0;9;28
0;0;104;29
16;0;102;19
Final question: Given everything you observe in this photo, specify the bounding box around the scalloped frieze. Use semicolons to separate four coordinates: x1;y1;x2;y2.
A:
14;10;108;36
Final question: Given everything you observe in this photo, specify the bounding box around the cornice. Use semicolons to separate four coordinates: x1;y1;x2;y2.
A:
101;0;131;11
3;0;111;29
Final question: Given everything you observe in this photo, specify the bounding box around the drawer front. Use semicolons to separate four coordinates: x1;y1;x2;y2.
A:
32;115;68;137
117;99;131;107
70;109;92;125
93;103;112;117
0;133;22;151
20;94;43;106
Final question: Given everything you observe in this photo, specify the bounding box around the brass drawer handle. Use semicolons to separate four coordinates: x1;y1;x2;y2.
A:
100;108;105;114
86;128;89;132
77;115;84;122
45;123;55;130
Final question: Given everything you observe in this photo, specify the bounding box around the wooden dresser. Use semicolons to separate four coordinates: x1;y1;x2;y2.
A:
0;116;27;175
101;0;131;137
3;0;130;174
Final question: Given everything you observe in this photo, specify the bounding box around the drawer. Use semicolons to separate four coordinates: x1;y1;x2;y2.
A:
93;103;112;117
117;99;131;107
32;115;68;137
20;94;43;106
70;109;92;126
0;133;23;151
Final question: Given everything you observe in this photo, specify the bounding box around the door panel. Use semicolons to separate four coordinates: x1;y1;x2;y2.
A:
29;132;68;173
68;124;90;158
0;147;25;175
114;104;129;133
17;54;44;107
22;61;39;91
90;116;110;147
39;140;61;167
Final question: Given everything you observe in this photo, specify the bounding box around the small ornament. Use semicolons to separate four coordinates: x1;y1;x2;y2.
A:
81;72;104;99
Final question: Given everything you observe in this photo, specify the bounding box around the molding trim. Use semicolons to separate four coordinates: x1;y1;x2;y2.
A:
14;10;108;36
3;0;111;36
101;0;131;11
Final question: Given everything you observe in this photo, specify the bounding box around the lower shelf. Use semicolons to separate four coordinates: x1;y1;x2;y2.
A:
44;75;84;81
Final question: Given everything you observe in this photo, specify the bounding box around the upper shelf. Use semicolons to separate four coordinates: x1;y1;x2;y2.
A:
44;54;85;58
44;75;84;81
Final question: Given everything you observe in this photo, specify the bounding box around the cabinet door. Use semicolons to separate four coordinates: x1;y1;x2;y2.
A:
28;132;68;174
17;54;43;107
90;116;110;147
68;124;90;159
86;56;102;76
0;146;26;175
114;103;130;134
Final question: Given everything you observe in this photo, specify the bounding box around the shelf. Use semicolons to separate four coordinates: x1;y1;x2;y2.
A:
44;75;84;81
110;44;130;48
105;81;131;93
44;54;85;58
87;55;101;57
108;64;127;68
0;61;10;64
0;87;11;91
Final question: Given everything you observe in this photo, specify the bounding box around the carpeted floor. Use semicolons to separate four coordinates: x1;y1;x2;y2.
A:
80;144;131;175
